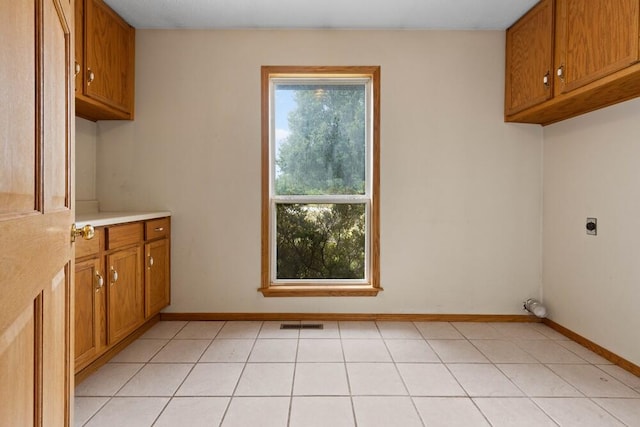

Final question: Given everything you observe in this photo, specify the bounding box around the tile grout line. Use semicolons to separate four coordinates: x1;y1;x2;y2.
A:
76;320;640;426
152;320;228;426
380;322;427;427
430;322;495;426
286;327;301;427
79;321;189;426
217;321;263;426
338;321;360;427
468;321;636;426
589;397;635;427
79;396;112;426
592;364;640;396
140;321;193;427
453;322;565;426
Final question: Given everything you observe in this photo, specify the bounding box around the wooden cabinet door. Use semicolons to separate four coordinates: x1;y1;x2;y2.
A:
145;239;171;317
0;0;73;424
74;0;83;98
74;258;106;372
83;0;135;115
555;0;640;94
505;0;555;115
107;246;144;344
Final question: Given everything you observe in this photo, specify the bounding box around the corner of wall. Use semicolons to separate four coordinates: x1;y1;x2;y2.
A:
75;117;98;201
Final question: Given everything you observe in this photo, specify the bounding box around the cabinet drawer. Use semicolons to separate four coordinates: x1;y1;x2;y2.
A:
106;222;143;250
76;227;102;258
145;217;170;240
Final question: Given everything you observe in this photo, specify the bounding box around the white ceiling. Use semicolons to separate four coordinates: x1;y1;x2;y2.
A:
103;0;538;30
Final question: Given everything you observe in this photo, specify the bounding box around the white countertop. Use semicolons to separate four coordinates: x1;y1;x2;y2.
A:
75;211;171;227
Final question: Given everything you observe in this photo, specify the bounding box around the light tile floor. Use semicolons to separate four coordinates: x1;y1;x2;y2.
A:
75;321;640;426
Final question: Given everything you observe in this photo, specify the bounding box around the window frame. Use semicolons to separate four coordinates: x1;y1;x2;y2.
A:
260;66;381;297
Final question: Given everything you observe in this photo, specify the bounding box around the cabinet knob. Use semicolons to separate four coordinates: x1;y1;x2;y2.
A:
148;255;155;268
556;65;565;81
111;267;118;284
74;61;81;77
87;68;95;85
95;272;104;292
543;71;550;88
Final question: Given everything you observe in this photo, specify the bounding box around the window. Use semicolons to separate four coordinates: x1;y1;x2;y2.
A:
260;66;381;297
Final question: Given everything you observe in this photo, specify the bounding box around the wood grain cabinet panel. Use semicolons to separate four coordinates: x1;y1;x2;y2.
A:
76;227;102;258
75;0;135;120
106;222;143;250
1;0;73;423
505;0;554;115
145;238;170;317
107;245;144;344
74;257;106;372
74;217;170;376
555;0;640;94
144;216;171;318
145;217;170;240
506;0;640;124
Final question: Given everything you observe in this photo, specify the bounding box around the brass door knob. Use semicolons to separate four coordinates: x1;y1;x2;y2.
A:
71;224;95;242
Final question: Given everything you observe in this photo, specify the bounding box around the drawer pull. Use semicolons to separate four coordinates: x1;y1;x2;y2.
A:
95;272;104;292
154;227;164;232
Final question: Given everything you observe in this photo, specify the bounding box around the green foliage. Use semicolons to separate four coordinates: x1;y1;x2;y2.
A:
276;86;366;195
276;204;365;279
274;84;368;280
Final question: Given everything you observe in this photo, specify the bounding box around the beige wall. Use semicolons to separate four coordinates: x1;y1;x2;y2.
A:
543;97;640;365
76;117;97;201
96;30;543;314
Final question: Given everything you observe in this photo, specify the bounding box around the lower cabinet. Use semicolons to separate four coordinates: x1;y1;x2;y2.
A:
74;257;106;370
74;216;170;374
107;245;144;344
145;238;170;317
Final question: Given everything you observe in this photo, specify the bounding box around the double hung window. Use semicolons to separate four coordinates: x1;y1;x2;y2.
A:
260;66;381;296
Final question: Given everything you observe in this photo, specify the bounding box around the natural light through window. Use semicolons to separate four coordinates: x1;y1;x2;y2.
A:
261;66;381;297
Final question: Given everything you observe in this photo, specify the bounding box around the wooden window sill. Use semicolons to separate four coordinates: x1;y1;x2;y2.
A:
259;285;382;297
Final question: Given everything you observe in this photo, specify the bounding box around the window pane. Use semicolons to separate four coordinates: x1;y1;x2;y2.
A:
274;84;366;196
276;203;366;280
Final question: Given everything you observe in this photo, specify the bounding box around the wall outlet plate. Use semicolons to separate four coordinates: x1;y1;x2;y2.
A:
586;218;597;235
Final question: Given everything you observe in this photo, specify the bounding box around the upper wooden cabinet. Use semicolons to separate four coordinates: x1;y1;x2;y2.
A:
555;0;639;94
75;0;135;121
505;0;554;115
505;0;640;125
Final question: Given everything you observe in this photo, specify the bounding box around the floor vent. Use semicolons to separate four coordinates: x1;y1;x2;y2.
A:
280;323;324;330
